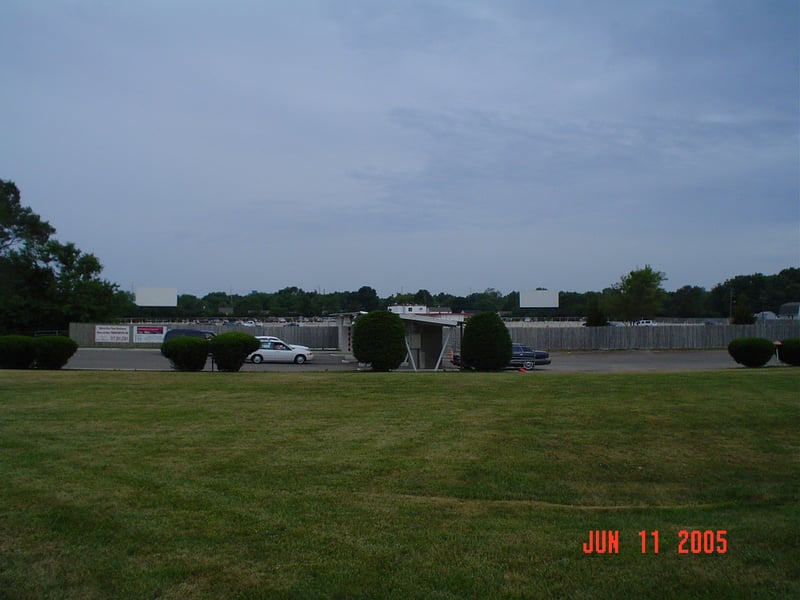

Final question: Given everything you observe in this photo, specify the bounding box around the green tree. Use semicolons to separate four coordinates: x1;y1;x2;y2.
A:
665;285;710;318
0;179;121;333
0;180;55;253
732;302;756;324
352;310;407;371
467;288;504;312
709;269;800;318
356;286;381;311
584;296;608;326
460;311;512;371
610;265;667;323
210;332;260;372
413;289;433;305
44;240;120;324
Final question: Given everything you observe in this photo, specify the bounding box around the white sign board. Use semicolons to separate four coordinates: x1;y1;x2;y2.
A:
134;325;166;343
95;325;130;343
520;289;559;308
135;287;178;307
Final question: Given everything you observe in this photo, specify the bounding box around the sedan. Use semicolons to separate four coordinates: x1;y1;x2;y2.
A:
248;340;314;364
450;343;550;370
509;343;551;369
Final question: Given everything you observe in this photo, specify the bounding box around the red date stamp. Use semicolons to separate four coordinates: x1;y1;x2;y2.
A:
582;530;728;554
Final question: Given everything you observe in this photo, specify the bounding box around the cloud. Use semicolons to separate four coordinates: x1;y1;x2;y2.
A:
0;0;796;297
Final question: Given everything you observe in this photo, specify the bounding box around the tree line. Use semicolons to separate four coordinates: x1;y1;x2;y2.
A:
130;266;795;325
2;178;798;334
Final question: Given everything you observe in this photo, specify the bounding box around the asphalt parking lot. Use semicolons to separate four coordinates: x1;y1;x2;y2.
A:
65;348;748;373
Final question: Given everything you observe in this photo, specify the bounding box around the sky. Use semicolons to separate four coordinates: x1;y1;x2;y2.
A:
2;0;798;299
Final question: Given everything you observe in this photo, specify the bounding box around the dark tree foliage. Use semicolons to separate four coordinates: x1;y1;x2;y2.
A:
461;312;512;371
727;338;776;368
0;335;37;369
210;332;260;372
609;265;668;323
709;268;800;318
584;296;608;327
352;310;407;371
777;338;800;366
0;180;55;253
34;336;78;370
121;265;799;322
732;302;756;325
161;337;209;372
665;285;711;318
0;179;123;334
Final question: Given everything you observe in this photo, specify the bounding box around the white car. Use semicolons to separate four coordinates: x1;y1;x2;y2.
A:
255;336;311;351
249;337;313;364
634;319;657;327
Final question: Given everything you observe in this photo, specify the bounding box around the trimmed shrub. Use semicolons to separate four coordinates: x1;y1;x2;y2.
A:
461;312;512;371
0;335;37;369
34;336;78;370
352;310;407;371
161;336;209;372
777;338;800;366
727;337;775;368
210;332;260;372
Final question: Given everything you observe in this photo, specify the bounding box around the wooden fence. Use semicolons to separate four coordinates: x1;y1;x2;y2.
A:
69;323;339;349
506;322;800;351
71;321;800;351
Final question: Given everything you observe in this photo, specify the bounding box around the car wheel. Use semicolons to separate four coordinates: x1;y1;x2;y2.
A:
294;355;306;364
522;360;534;370
251;355;263;364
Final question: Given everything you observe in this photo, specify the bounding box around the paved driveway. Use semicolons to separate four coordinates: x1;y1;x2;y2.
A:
65;348;749;373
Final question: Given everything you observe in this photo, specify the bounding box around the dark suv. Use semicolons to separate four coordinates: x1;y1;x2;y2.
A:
163;329;216;343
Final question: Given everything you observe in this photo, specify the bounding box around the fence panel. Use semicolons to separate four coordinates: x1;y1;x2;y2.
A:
71;321;798;351
69;323;338;349
507;322;800;351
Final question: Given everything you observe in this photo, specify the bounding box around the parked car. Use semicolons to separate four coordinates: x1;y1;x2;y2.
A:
163;328;216;343
634;320;657;327
450;343;550;370
509;343;551;368
255;336;311;352
248;338;313;364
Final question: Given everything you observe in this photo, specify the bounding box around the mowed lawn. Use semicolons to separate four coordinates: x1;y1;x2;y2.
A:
0;369;797;599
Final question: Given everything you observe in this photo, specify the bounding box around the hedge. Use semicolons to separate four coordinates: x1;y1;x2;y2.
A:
34;336;78;370
352;310;407;371
777;338;800;366
461;312;512;371
727;337;776;368
0;335;37;369
161;337;210;372
210;332;260;372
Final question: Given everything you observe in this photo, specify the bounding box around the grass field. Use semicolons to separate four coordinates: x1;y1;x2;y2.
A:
0;369;798;599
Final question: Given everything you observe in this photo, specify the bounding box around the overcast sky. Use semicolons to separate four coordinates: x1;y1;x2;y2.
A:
2;0;798;298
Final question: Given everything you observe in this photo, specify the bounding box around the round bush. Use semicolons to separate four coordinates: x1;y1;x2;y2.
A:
0;335;37;369
161;336;209;372
34;336;78;370
727;337;776;368
461;312;512;371
210;332;260;372
777;338;800;366
352;310;407;371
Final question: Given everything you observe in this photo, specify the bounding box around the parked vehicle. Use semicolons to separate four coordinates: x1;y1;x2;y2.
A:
634;320;657;327
249;338;313;364
509;343;551;368
450;342;550;370
255;336;311;352
163;329;216;343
